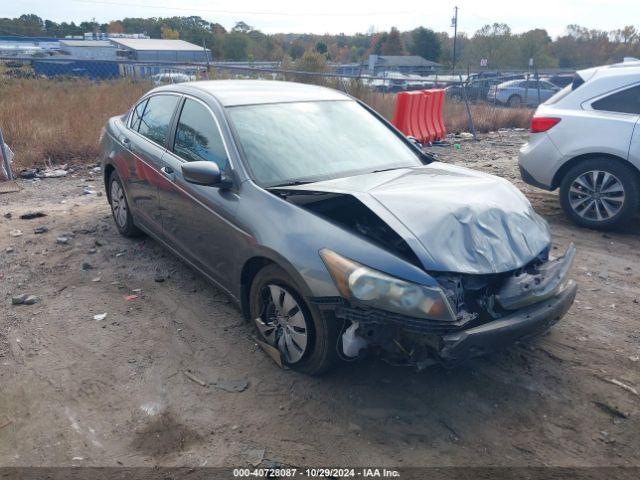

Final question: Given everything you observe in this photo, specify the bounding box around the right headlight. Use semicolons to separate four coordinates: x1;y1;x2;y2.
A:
320;249;456;322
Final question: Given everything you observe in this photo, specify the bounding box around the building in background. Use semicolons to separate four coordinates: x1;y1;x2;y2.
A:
367;55;441;76
109;38;210;62
62;33;150;40
332;63;363;76
59;40;117;60
0;36;59;56
1;35;213;80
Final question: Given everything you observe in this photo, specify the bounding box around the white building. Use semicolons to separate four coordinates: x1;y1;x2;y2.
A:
59;40;118;60
109;38;210;63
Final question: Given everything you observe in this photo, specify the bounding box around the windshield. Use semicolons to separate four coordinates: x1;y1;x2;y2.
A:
227;100;423;187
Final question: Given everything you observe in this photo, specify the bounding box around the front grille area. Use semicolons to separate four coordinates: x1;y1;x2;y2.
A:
334;305;475;335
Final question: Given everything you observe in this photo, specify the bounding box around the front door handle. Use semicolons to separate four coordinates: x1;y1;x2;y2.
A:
160;166;175;180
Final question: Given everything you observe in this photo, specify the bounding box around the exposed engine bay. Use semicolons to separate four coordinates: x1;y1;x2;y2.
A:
274;190;423;268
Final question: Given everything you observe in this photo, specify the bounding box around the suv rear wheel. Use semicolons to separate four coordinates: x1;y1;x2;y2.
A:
559;158;639;230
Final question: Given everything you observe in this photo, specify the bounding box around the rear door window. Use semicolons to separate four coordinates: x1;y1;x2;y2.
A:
137;94;180;146
173;99;229;171
592;85;640;114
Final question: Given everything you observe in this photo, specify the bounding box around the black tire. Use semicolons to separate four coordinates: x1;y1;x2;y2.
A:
559;158;640;230
249;264;340;375
108;170;143;237
507;94;522;107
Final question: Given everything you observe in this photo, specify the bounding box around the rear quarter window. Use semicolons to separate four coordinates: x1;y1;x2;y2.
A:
129;99;148;131
592;84;640;114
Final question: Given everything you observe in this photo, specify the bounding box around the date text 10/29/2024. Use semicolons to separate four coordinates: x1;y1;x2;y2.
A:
233;468;401;477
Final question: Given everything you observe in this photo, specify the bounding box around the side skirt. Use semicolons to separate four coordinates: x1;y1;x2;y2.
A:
134;219;241;307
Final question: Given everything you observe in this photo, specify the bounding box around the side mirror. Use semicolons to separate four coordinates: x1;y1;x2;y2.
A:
181;161;230;188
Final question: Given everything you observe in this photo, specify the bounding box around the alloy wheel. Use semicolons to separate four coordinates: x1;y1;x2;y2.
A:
568;170;625;221
110;180;128;228
255;284;309;364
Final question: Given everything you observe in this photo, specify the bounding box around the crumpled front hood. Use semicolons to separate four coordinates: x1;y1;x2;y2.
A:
280;162;551;274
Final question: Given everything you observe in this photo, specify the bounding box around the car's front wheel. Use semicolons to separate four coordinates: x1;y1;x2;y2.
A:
249;264;340;375
108;170;142;237
559;158;639;230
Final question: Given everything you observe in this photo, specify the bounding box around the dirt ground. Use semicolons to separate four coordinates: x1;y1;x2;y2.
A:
1;130;639;469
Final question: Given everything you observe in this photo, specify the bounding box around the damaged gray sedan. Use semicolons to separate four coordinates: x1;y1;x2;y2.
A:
100;80;577;375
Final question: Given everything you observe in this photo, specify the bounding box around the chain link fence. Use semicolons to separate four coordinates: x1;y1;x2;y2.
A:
1;55;572;170
0;56;575;102
0;55;567;109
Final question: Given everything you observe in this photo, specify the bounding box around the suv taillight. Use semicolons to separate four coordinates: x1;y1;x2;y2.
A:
531;117;561;133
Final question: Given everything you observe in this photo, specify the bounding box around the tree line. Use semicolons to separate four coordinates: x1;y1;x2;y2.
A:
1;14;639;70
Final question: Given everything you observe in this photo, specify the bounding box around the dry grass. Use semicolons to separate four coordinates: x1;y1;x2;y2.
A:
348;84;397;119
0;78;151;168
0;77;531;169
442;100;533;134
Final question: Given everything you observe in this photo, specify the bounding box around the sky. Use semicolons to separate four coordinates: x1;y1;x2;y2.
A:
3;0;639;37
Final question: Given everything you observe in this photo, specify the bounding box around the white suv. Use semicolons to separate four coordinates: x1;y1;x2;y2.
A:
519;60;640;229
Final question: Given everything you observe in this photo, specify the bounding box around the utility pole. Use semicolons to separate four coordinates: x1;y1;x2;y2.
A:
451;6;458;74
202;36;210;78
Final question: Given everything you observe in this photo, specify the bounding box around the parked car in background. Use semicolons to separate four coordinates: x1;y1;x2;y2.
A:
543;74;575;88
446;75;522;102
152;72;195;86
101;80;576;375
446;77;503;102
489;79;561;107
519;61;640;230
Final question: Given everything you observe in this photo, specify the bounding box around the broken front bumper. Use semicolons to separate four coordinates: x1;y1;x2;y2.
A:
333;280;577;366
328;244;578;367
438;280;577;365
495;243;576;311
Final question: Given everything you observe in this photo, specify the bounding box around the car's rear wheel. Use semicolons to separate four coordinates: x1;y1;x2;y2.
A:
559;158;639;230
507;94;522;107
249;264;340;375
108;170;142;237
